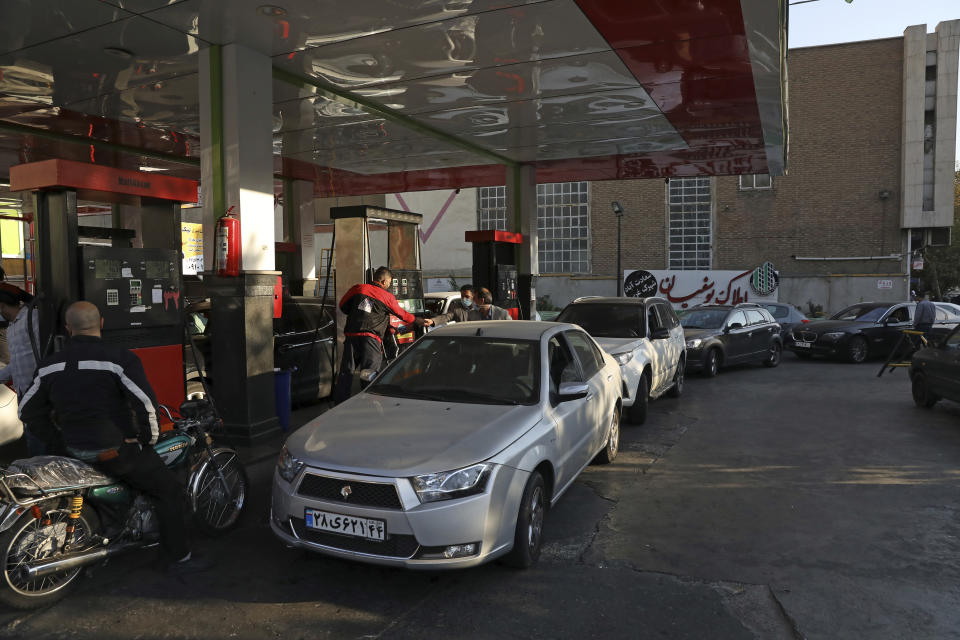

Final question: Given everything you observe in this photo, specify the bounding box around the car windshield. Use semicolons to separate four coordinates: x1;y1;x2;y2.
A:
680;309;728;329
556;304;643;338
368;336;539;405
831;304;888;322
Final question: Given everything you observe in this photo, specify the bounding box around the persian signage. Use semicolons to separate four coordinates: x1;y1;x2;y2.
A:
624;264;779;309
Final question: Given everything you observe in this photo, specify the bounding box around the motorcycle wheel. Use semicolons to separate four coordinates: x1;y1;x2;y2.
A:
0;502;100;610
191;449;248;537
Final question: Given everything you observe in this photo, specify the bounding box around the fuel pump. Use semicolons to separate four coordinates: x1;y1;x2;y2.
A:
9;159;198;415
465;230;522;319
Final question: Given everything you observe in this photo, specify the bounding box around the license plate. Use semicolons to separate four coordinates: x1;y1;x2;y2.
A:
794;341;812;348
304;508;385;541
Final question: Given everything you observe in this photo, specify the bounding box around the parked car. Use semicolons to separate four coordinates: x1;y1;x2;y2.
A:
423;292;463;316
786;301;959;363
909;323;960;408
759;302;810;341
556;296;684;424
680;303;783;376
271;321;622;569
185;295;336;405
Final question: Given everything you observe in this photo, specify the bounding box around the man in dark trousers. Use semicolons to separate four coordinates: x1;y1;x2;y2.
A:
334;266;431;403
19;301;211;574
913;291;937;337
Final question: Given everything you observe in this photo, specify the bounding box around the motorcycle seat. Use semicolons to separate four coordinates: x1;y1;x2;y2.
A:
3;456;116;497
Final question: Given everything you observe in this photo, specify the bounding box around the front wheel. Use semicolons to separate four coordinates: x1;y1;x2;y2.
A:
667;359;684;398
626;375;649;424
846;336;868;364
703;348;721;378
0;503;100;610
504;471;546;569
190;448;248;537
764;342;782;368
912;373;939;408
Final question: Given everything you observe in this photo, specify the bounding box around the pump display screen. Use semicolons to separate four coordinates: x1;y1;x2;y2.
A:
145;260;170;279
95;259;122;279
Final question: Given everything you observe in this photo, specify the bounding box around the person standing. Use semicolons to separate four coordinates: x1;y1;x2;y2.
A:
913;291;937;337
475;287;512;320
448;285;476;314
18;301;212;574
0;283;41;453
333;267;432;403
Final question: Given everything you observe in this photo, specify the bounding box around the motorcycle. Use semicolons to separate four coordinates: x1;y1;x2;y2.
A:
0;398;247;609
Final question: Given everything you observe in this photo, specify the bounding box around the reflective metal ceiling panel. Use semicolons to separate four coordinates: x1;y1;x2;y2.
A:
145;0;548;57
272;0;607;89
354;51;640;115
0;0;132;56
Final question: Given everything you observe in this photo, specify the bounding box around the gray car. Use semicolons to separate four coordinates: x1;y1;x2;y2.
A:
270;321;622;569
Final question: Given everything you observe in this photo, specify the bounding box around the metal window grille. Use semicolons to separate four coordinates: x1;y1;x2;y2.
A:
477;182;591;274
668;177;712;270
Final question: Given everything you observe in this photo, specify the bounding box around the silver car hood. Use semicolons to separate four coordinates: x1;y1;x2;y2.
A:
594;337;643;354
286;394;543;477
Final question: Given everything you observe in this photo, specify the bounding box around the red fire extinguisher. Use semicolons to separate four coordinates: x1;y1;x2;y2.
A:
215;206;241;276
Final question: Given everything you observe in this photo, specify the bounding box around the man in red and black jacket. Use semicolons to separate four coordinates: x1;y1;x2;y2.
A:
333;266;432;403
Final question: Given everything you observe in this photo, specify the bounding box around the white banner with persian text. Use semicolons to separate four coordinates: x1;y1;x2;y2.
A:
623;263;779;309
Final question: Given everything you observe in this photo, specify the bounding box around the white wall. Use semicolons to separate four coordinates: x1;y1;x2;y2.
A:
385;189;476;278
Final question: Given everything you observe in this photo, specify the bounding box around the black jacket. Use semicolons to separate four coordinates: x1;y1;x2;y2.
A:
339;283;416;343
19;335;160;452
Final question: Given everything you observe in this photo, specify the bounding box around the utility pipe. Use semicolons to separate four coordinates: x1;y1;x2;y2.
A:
792;255;903;261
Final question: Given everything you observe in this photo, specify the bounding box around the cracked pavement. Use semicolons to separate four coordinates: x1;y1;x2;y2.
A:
1;356;958;638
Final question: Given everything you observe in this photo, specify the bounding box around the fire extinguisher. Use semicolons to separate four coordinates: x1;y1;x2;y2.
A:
215;206;241;276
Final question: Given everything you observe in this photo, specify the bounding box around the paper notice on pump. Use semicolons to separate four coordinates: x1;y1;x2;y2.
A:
130;305;146;313
151;288;162;303
122;268;133;278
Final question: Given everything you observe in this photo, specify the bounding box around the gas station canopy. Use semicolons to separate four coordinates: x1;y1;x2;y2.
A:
0;0;787;194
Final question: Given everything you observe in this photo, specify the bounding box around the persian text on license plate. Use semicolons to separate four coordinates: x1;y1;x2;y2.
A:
794;341;812;348
304;508;385;541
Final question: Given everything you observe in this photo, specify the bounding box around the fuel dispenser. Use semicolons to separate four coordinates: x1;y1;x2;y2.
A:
330;205;424;361
9;159;198;414
465;230;522;319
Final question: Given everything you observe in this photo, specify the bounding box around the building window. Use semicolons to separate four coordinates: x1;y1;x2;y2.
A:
738;174;772;190
668;177;712;270
477;182;590;274
477;186;508;231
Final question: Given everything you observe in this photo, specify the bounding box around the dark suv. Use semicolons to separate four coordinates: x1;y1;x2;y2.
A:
679;303;782;377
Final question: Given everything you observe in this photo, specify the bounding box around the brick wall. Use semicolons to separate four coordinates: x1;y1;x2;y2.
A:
590;37;907;279
590;179;667;276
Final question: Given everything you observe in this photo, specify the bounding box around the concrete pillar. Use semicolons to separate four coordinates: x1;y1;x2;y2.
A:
507;164;538;319
199;44;280;443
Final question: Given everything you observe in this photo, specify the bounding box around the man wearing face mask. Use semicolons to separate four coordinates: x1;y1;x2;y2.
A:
448;285;476;314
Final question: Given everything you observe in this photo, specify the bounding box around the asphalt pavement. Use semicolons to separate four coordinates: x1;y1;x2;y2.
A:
1;355;958;639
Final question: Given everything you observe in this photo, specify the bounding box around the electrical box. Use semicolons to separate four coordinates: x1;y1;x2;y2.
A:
80;246;182;329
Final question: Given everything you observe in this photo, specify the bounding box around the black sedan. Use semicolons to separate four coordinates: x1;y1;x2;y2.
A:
680;303;782;377
910;324;960;408
786;302;958;363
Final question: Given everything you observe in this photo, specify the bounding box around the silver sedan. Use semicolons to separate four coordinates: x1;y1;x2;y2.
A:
270;321;622;569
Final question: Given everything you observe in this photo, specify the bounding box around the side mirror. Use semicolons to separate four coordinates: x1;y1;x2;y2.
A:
651;327;670;340
557;382;589;402
359;369;379;383
726;322;743;332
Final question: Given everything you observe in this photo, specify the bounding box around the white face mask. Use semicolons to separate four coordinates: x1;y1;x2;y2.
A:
461;297;473;308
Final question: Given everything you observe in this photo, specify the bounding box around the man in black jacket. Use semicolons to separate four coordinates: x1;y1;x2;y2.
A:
333;266;432;403
19;301;209;574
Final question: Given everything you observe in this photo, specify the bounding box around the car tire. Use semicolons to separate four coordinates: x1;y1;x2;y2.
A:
703;348;721;378
911;373;939;408
666;358;684;398
626;375;649;424
846;336;868;364
764;342;782;368
504;471;546;569
594;406;620;465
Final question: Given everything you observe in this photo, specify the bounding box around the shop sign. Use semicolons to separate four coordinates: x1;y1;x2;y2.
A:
623;264;779;309
877;279;894;290
181;222;203;275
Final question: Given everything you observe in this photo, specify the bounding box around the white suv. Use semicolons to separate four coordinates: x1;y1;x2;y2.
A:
556;296;686;424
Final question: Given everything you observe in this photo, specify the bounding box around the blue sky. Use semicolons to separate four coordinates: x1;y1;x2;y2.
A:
788;0;959;164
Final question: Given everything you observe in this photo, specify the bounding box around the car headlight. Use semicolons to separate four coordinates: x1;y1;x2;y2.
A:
822;332;845;340
613;351;634;366
685;338;702;349
411;463;494;503
277;445;304;484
